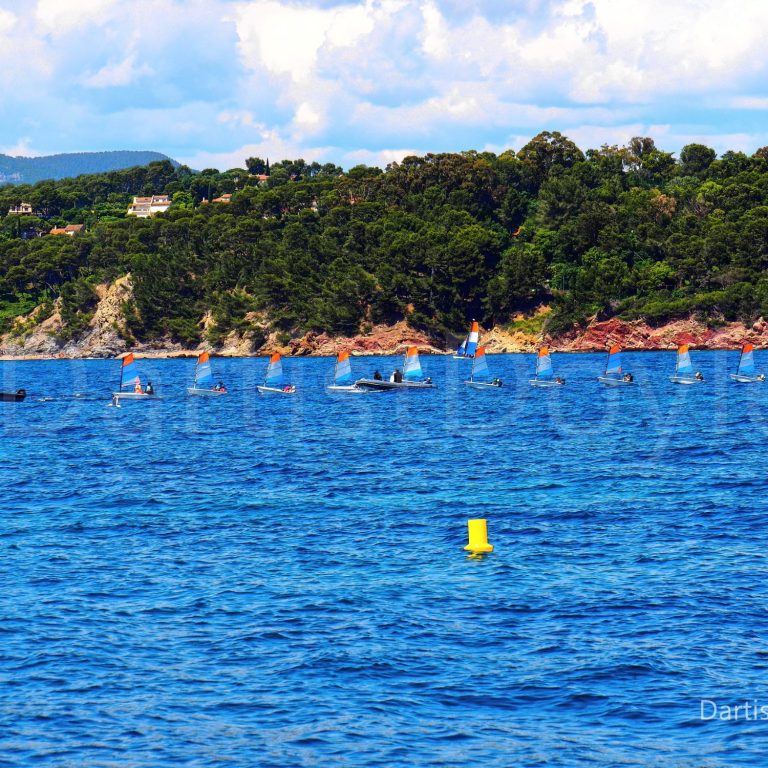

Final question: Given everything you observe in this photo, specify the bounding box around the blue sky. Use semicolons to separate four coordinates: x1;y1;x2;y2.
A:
2;0;768;170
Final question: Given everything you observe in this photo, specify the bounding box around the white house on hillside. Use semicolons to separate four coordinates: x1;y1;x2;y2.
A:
127;195;172;218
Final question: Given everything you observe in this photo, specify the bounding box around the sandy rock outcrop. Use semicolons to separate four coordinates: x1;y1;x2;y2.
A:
0;304;65;357
480;326;539;353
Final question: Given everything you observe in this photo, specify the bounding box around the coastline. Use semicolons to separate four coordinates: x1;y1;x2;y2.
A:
4;274;768;361
3;315;768;361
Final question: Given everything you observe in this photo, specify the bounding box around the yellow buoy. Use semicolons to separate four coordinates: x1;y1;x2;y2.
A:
464;518;493;553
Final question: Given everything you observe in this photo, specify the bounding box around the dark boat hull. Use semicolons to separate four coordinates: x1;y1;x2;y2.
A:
0;389;26;402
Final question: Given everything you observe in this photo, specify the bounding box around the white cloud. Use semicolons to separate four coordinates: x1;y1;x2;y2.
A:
2;0;768;170
181;134;335;170
730;96;768;110
233;0;389;82
82;52;153;88
35;0;117;32
343;146;421;168
0;137;43;157
0;9;16;35
294;102;321;127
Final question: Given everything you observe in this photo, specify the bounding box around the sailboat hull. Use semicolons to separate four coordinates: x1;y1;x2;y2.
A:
187;387;227;396
452;355;473;360
112;392;158;400
464;381;501;390
730;374;764;383
529;379;564;388
598;376;634;387
327;384;377;394
669;376;702;385
257;385;296;395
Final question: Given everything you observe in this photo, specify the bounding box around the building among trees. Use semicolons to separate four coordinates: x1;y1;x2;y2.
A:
127;195;171;218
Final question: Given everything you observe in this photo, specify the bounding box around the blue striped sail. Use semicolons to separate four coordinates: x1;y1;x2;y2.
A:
456;337;467;356
605;345;622;375
403;346;423;381
738;343;756;376
195;351;214;388
535;347;554;379
334;352;354;385
264;353;285;387
465;321;480;357
675;345;693;375
471;346;490;380
120;353;140;390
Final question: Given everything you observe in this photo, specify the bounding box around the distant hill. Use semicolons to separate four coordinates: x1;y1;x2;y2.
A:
0;150;177;185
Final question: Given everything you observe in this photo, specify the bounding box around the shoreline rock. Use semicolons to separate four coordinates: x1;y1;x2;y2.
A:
2;278;767;360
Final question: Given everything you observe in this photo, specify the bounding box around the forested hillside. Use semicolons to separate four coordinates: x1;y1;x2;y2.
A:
1;133;768;352
0;150;174;185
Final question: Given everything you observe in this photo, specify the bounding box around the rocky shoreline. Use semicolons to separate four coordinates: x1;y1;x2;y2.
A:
2;276;768;360
3;315;768;360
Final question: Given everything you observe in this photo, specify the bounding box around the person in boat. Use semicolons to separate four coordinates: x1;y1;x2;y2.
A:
145;381;154;395
213;380;226;392
622;372;633;382
373;370;382;381
694;371;704;381
134;380;143;393
392;369;403;383
424;376;432;385
492;377;502;387
555;376;565;385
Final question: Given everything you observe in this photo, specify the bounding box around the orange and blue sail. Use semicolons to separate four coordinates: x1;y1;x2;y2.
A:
194;351;214;388
535;347;554;380
264;353;286;387
737;343;756;376
403;346;423;381
675;344;694;376
605;344;622;375
334;352;354;385
471;346;490;380
120;353;140;390
457;321;479;357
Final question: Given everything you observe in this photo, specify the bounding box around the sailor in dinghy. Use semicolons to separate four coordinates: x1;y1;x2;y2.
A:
327;351;372;393
257;352;296;395
529;347;565;387
187;351;227;396
730;343;765;383
111;353;158;404
464;346;502;389
669;344;704;385
597;345;635;386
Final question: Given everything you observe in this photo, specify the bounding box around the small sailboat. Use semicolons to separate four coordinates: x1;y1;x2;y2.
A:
464;347;502;389
529;347;564;387
187;351;227;396
453;321;479;359
730;343;765;383
111;353;157;403
327;352;372;393
597;344;634;386
257;352;296;395
669;344;704;385
357;346;437;390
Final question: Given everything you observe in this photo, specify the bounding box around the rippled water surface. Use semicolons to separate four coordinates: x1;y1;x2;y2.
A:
3;351;768;766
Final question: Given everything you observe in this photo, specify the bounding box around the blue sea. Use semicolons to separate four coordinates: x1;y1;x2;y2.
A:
2;351;768;767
